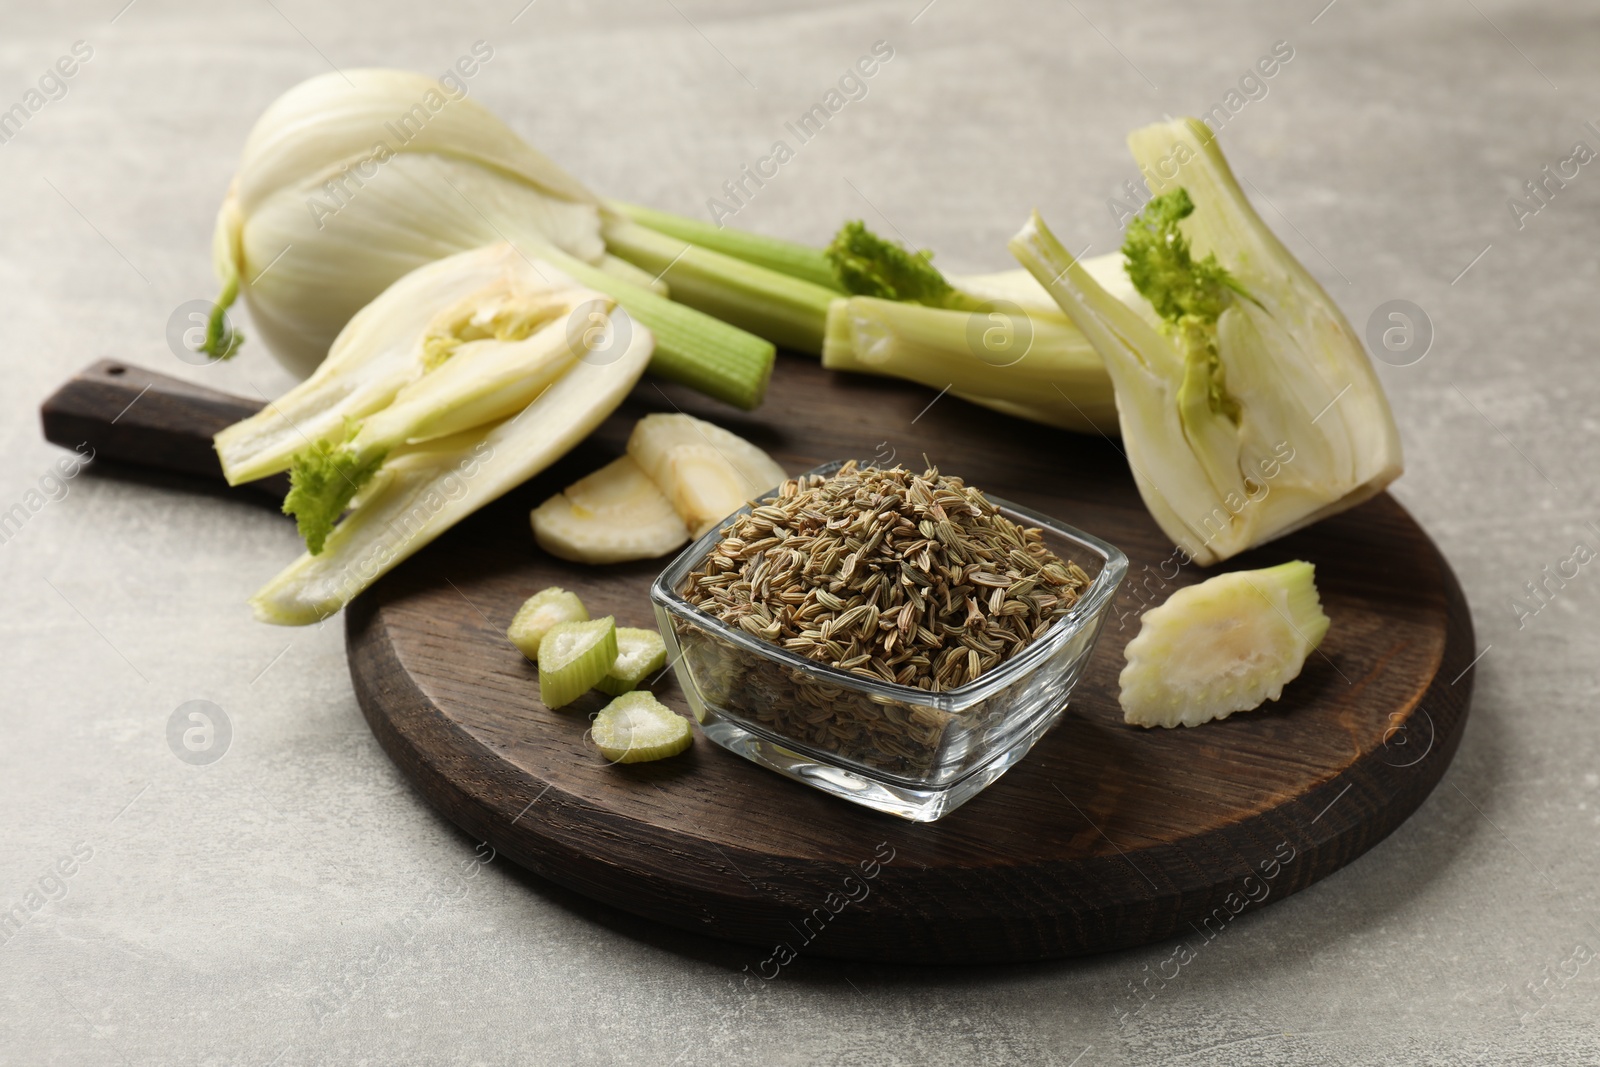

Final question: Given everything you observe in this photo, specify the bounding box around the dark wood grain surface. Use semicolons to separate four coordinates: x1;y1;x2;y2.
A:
40;357;1474;964
336;353;1475;965
40;359;287;497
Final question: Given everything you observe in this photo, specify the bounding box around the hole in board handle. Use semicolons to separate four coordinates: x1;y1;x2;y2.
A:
105;365;126;376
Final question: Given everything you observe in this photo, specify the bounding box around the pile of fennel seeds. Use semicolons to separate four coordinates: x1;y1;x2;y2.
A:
682;462;1090;692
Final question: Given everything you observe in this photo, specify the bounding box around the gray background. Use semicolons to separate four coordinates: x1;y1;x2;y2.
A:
1;0;1595;1063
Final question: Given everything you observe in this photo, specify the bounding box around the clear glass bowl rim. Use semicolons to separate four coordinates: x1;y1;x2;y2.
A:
649;460;1130;713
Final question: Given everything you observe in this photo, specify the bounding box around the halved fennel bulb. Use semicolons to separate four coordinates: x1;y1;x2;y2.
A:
1010;117;1403;565
241;248;655;625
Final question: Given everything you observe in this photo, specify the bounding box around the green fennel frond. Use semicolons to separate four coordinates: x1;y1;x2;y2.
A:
1123;189;1245;421
1121;188;1247;326
283;429;388;555
826;221;984;311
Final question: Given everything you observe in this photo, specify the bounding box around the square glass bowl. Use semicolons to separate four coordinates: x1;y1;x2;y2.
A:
650;462;1128;822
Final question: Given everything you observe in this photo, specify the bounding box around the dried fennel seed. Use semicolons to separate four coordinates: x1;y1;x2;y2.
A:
682;462;1091;692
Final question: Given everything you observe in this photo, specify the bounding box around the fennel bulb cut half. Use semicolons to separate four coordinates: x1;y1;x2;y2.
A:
215;244;584;487
207;69;776;409
244;266;656;626
1119;560;1330;728
1009;118;1402;566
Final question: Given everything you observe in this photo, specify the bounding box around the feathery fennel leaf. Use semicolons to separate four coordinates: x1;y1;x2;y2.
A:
1121;188;1244;325
826;221;985;311
283;434;388;555
1123;189;1244;422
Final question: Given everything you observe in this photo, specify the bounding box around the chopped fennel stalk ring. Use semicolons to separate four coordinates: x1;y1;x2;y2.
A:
597;628;668;697
507;588;589;662
538;617;618;709
591;691;693;763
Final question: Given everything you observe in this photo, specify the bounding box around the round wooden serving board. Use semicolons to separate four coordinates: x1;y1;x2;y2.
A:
336;353;1476;965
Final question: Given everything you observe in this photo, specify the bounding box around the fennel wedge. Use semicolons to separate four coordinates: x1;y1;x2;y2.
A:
216;245;541;487
1120;561;1330;728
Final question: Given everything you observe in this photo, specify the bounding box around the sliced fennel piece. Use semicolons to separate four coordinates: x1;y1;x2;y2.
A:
507;587;589;662
538;617;618;709
530;456;690;564
1119;561;1330;728
1009;117;1402;565
627;413;787;538
247;307;654;625
591;691;693;763
284;278;599;553
597;628;668;696
215;243;544;487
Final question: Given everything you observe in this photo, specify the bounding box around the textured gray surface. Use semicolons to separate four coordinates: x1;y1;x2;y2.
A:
1;0;1597;1063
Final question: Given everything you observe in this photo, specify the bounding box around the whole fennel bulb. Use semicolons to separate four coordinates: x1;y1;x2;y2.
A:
210;68;607;378
207;68;809;409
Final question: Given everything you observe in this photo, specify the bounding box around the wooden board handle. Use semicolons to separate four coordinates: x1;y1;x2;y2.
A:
39;360;275;491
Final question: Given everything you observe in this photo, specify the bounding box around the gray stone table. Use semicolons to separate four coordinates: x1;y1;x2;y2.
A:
1;0;1596;1063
